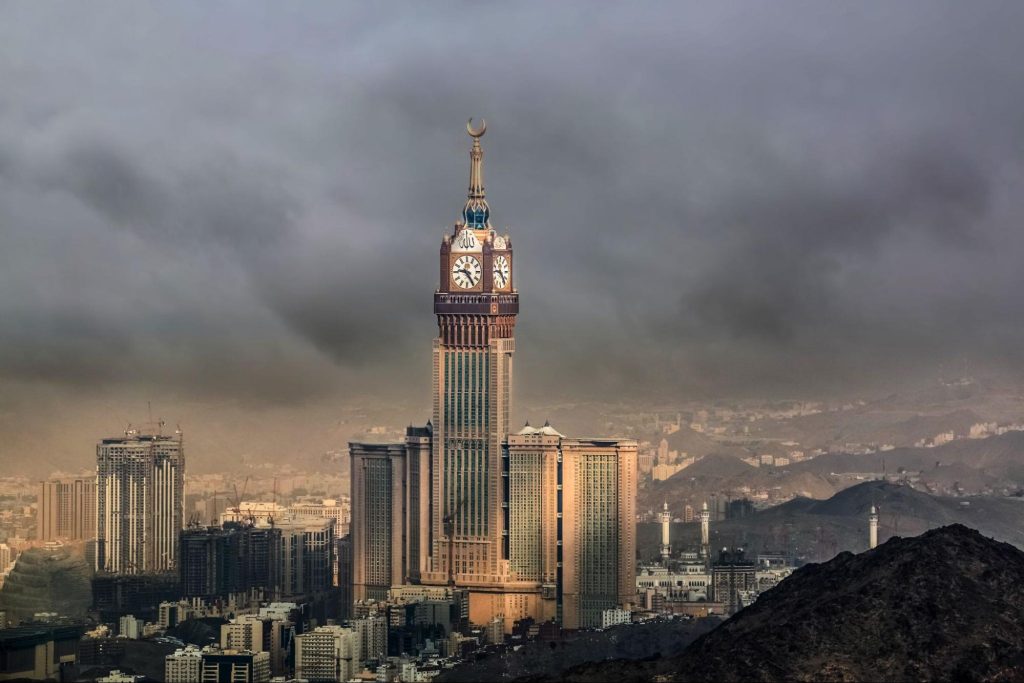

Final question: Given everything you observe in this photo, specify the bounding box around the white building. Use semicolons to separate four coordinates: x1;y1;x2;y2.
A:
294;625;362;683
118;615;143;640
258;602;299;621
97;671;143;683
601;608;632;629
96;430;184;574
636;563;712;601
401;659;444;682
164;645;203;683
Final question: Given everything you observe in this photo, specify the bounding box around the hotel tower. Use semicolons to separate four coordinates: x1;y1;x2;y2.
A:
350;121;636;630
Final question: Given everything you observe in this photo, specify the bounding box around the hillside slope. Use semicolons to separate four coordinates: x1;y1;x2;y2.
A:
561;525;1024;682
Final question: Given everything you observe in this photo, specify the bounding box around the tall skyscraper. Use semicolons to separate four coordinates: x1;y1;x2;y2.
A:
95;428;184;574
424;118;518;604
38;476;96;542
505;426;637;629
349;441;407;602
348;121;637;631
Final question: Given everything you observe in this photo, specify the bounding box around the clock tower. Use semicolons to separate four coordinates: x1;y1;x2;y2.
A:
350;120;637;632
425;119;519;605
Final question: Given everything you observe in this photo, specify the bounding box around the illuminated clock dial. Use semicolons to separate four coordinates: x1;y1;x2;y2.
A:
451;255;482;289
493;254;510;289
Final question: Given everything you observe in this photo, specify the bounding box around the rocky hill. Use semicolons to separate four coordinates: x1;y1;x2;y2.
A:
439;618;717;682
557;525;1024;682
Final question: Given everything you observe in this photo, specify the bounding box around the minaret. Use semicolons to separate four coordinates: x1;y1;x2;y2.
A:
869;505;879;549
659;502;671;561
699;501;710;559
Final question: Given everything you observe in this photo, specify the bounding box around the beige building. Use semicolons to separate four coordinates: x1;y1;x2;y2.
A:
295;625;362;683
221;617;263;652
37;477;96;542
164;646;202;683
506;428;637;629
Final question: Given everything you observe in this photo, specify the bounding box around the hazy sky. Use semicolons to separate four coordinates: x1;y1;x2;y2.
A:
3;3;1024;471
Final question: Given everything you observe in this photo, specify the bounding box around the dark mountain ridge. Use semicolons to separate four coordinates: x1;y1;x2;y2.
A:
640;480;1024;561
558;525;1024;682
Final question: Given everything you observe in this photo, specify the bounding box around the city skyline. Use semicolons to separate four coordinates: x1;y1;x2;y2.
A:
5;4;1024;475
3;5;1024;681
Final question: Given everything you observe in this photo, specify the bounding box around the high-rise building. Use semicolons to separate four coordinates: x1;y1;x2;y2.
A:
294;625;362;683
37;477;96;542
349;442;407;602
336;534;353;619
165;645;203;683
351;615;386;665
180;526;245;599
424;119;518;607
118;614;143;640
95;429;184;574
347;122;637;631
179;518;332;603
711;548;757;615
218;614;291;676
276;516;335;600
508;429;638;630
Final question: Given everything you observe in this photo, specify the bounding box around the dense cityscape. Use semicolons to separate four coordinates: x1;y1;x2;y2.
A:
3;123;1024;682
5;3;1024;682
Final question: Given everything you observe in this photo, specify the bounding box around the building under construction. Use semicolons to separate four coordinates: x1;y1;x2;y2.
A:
178;524;281;601
179;517;335;605
90;572;180;623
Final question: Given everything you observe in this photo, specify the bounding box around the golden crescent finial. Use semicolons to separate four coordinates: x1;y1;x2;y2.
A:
467;117;486;138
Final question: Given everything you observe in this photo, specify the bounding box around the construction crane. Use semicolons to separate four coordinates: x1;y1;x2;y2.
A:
230;476;250;524
443;497;467;588
268;477;279;528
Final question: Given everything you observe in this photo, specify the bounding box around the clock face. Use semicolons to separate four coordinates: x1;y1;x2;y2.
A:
493;254;510;289
451;255;482;289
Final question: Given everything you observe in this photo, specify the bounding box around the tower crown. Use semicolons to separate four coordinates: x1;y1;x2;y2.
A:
463;118;490;228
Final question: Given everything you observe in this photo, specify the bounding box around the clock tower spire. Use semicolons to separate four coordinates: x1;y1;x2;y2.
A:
464;118;490;229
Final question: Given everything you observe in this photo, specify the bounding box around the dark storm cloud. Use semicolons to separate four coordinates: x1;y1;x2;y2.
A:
2;0;1024;412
